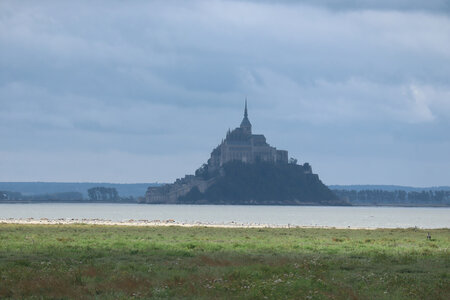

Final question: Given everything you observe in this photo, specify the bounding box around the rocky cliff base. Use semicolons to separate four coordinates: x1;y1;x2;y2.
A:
147;161;347;205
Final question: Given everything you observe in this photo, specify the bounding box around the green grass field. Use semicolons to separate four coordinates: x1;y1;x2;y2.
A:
0;224;448;299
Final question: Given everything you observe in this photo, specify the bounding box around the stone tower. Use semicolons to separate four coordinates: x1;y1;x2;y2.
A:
207;99;288;170
240;99;252;135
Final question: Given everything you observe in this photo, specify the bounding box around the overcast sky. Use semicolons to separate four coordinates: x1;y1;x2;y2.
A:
1;0;449;186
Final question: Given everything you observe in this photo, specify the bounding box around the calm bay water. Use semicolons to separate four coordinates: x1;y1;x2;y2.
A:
0;204;448;228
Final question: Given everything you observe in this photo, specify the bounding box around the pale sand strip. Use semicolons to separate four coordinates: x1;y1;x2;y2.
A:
0;218;383;229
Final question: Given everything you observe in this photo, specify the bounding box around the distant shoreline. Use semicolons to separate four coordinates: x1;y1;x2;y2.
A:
2;182;449;206
0;218;335;228
0;201;449;207
1;218;448;229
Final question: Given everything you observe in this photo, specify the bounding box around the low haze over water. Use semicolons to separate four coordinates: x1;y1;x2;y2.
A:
1;204;448;229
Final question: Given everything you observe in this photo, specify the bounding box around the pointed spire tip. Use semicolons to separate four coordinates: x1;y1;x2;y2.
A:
244;98;248;118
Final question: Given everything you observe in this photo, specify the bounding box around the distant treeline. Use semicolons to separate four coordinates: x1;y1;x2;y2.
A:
333;189;450;206
0;182;159;198
0;187;138;203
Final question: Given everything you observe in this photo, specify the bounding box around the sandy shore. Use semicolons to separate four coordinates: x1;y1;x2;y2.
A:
0;218;388;229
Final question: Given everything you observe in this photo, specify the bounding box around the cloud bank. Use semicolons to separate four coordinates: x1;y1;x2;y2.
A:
1;0;449;186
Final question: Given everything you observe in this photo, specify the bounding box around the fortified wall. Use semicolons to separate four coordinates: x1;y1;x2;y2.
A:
145;175;215;204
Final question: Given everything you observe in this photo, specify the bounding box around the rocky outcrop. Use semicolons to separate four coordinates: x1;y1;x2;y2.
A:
145;161;346;205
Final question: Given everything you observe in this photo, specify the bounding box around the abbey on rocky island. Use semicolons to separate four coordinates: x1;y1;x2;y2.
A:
144;101;293;204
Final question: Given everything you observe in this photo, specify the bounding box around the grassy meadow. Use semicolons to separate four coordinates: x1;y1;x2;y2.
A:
0;224;448;299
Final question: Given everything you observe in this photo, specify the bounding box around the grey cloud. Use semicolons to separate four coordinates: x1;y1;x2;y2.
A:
1;0;449;185
235;0;450;14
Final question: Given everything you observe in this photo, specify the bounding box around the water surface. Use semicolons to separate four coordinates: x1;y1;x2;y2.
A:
1;204;448;228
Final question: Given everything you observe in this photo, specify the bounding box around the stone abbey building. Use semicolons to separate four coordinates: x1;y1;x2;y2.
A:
208;101;288;170
145;101;289;203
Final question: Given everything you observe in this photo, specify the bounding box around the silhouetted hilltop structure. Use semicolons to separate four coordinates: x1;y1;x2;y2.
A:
145;102;343;205
208;100;288;170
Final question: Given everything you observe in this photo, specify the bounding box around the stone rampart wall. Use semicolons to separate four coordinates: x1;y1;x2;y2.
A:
145;177;215;204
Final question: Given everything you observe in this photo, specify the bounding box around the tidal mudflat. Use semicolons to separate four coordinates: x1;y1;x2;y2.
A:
0;224;448;299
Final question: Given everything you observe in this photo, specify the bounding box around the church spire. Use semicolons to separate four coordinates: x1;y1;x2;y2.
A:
244;98;248;118
240;98;252;135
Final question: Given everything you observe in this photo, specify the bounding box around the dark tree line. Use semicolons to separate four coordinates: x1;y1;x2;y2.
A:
87;187;119;202
0;191;83;202
86;187;135;202
333;189;450;206
1;187;135;203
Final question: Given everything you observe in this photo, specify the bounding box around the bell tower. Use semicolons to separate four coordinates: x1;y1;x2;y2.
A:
240;99;252;135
